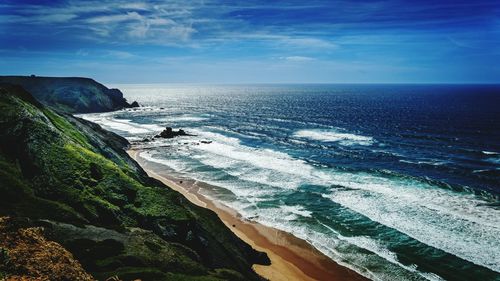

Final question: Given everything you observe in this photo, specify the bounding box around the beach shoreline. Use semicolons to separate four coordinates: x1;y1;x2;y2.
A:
128;149;369;281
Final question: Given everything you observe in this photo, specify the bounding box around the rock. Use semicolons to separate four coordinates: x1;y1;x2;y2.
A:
0;76;136;113
200;140;212;144
0;217;95;281
130;101;140;108
157;127;193;139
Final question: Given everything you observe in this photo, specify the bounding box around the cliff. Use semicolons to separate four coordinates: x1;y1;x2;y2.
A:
0;76;138;113
0;83;269;280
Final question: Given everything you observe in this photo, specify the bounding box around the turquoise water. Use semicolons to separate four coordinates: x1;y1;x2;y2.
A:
82;84;500;281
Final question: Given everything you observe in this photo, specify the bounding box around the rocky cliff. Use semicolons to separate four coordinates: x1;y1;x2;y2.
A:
0;76;138;113
0;83;269;281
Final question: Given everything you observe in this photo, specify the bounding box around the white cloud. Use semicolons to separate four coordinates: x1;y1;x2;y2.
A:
280;56;316;62
106;50;136;59
280;37;338;49
121;2;149;11
215;33;338;50
35;13;77;23
86;12;143;24
2;1;199;45
76;49;89;56
81;8;197;43
1;1;337;49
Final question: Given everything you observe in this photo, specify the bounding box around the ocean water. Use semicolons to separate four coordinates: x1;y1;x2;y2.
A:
81;84;500;281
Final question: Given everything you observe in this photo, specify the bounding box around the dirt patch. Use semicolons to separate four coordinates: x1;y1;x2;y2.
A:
0;217;94;281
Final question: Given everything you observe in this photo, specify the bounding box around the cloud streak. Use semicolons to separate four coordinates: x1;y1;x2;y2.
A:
4;0;495;48
280;56;315;62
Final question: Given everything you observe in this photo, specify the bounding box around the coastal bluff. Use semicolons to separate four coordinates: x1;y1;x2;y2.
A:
0;76;139;113
0;81;269;280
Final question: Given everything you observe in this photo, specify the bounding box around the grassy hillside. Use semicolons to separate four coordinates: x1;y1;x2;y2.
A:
0;76;137;113
0;84;269;281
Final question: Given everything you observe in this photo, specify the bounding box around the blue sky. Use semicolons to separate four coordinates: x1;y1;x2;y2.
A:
1;0;499;83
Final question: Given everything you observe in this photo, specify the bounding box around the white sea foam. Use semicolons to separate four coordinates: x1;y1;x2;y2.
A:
156;115;208;122
340;235;445;281
321;173;500;273
186;128;324;190
294;129;374;146
80;114;163;135
399;159;450;166
143;128;500;274
482;151;499;155
279;205;313;218
227;201;440;281
485;157;500;164
85;113;500;278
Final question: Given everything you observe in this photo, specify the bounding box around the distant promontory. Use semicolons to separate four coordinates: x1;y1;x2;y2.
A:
0;76;139;113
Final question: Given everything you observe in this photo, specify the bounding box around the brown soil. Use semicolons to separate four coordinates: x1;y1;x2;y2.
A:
0;217;94;281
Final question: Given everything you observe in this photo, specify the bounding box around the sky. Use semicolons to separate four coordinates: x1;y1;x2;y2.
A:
1;0;499;83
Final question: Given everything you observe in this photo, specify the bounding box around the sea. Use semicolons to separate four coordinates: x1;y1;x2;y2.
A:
81;84;500;281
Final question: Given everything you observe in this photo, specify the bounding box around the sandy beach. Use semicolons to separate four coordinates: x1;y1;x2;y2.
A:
128;149;369;281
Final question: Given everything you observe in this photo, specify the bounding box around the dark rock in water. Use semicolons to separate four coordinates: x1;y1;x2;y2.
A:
156;127;193;138
200;140;212;144
129;101;140;108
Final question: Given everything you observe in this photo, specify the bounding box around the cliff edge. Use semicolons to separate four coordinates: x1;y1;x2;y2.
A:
0;83;269;281
0;76;138;113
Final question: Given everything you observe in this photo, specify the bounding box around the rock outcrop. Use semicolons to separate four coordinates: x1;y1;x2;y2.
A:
0;217;94;281
0;76;140;113
155;127;193;138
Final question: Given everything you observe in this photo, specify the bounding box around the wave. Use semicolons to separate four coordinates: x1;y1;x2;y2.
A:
80;114;163;135
155;115;208;122
399;159;451;166
339;235;445;281
279;205;313;218
294;129;374;146
485;157;500;165
226;198;443;281
321;174;500;273
139;128;500;276
82;111;500;279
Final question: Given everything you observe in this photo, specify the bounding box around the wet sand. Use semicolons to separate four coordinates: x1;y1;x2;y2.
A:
128;149;369;281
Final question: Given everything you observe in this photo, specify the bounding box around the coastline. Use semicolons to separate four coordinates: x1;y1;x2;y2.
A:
128;149;369;281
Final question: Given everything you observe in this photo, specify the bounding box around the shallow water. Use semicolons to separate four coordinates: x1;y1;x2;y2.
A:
82;84;500;281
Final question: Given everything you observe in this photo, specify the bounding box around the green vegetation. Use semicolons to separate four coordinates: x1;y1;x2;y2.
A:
0;247;10;279
0;76;135;113
0;84;268;280
0;248;9;266
43;108;91;147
